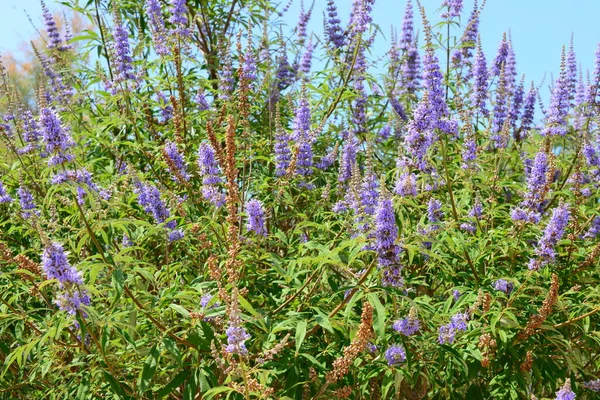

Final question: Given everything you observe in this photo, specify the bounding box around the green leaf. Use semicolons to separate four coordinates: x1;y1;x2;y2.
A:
295;320;307;356
138;345;160;394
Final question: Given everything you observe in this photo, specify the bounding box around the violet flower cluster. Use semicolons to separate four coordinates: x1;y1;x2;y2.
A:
384;344;406;366
528;203;570;270
197;142;226;207
438;312;469;344
42;242;91;317
246;199;267;237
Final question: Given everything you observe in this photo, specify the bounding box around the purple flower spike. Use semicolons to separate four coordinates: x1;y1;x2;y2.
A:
41;1;62;50
145;0;169;55
246;199;267;237
384;344;406;366
197;142;226;207
18;187;40;219
42;242;83;286
164;140;190;181
169;0;190;37
493;279;514;294
325;0;345;49
555;379;575;400
40;107;75;166
0;181;12;204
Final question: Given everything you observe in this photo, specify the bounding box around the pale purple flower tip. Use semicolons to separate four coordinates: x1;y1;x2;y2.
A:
42;242;83;286
555;379;576;400
246;199;267;236
392;316;420;336
384;344;406;366
0;181;12;204
18;187;39;219
493;279;514;294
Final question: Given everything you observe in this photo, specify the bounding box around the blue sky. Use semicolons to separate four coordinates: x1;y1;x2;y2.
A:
1;0;599;99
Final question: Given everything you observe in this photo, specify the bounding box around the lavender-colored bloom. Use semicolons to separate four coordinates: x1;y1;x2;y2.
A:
375;191;404;288
338;132;357;182
493;279;514;294
164;140;190;181
514;151;548;223
37;52;73;103
491;67;509;148
349;0;373;38
529;203;570;270
225;324;251;355
218;53;234;101
122;235;133;247
18;187;39;218
246;199;267;236
0;181;12;203
469;199;483;218
471;38;488;116
452;3;479;70
453;290;460;302
276;48;295;90
325;0;345;49
441;0;463;20
274;125;292;176
555;379;576;400
156;92;173;122
55;289;91;316
42;242;83;286
439;311;469;344
295;1;313;46
389;96;407;120
542;49;570;136
134;182;173;226
461;137;477;167
384;344;406;366
491;34;509;77
169;0;190;37
422;46;454;133
19;110;41;154
427;198;443;223
584;379;600;392
41;1;62;50
61;22;73;51
460;222;476;233
145;0;169;55
109;15;137;94
398;0;420;96
394;171;418;197
40;107;74;166
242;46;257;81
197;142;226;207
393;313;420;336
292;93;314;180
583;216;600;239
509;77;525;131
193;91;210;111
583;142;600;167
567;38;578;103
296;139;314;179
379;124;392;141
299;40;314;75
168;229;184;242
504;41;517;93
518;84;537;139
405;94;437;171
317;149;336;170
438;324;456;344
291;95;311;142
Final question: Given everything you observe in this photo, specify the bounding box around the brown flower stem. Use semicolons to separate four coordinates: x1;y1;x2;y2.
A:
554;306;600;329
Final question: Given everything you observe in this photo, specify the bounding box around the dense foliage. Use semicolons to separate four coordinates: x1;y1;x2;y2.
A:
1;0;599;398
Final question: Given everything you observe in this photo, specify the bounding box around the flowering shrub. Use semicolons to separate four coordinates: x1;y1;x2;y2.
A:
1;0;600;398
